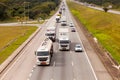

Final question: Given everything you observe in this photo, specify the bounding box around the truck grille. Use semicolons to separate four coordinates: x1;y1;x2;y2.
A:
38;57;48;61
61;45;67;47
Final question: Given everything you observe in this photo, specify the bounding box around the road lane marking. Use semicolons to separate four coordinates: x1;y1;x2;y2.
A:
73;78;76;80
27;79;30;80
33;65;36;68
29;73;32;77
53;61;56;67
71;61;74;66
31;70;34;72
51;78;54;80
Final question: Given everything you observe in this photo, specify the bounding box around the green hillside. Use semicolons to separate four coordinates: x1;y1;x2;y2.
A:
0;0;60;21
77;0;120;10
68;1;120;64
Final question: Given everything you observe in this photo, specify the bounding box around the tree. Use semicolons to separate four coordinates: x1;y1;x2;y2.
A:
103;7;109;12
0;4;8;20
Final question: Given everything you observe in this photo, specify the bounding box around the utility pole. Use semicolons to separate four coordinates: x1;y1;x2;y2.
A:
24;1;26;23
24;1;29;24
28;2;29;21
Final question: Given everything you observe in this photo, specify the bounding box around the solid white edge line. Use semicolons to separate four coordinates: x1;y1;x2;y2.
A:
76;30;98;80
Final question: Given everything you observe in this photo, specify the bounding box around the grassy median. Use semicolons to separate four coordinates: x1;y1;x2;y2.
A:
0;26;37;64
67;1;120;64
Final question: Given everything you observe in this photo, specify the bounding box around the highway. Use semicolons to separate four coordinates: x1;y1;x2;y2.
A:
30;6;96;80
0;0;113;80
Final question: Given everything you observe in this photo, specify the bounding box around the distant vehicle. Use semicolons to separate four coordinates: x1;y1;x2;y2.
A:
46;27;56;42
59;28;70;50
69;22;74;27
62;7;65;10
56;15;60;23
61;16;67;26
71;28;76;32
35;38;53;65
59;10;62;14
75;44;82;52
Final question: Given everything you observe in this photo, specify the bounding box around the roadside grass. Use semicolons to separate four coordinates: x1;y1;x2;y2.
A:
0;26;37;64
27;20;44;24
67;1;120;64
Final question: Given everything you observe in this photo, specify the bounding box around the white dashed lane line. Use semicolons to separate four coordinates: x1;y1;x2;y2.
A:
27;65;37;80
71;61;74;67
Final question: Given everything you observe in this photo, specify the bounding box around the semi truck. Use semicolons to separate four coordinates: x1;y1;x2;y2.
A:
35;37;53;66
58;28;70;50
56;15;60;23
61;16;67;26
46;26;56;42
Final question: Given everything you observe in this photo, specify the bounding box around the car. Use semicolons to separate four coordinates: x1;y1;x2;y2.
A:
75;44;82;52
69;22;74;27
71;28;76;32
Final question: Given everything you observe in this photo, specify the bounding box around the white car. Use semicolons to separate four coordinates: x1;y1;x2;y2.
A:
69;22;74;27
75;44;82;52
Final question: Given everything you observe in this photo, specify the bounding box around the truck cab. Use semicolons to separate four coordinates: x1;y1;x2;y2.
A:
59;28;70;50
46;27;56;42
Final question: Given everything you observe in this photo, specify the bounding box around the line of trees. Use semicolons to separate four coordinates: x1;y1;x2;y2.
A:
0;0;60;21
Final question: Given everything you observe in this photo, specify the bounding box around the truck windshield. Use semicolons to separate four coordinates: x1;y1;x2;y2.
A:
46;33;55;36
62;21;66;22
60;40;69;44
37;51;49;56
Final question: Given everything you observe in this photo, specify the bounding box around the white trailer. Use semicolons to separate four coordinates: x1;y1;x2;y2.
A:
56;15;60;23
35;38;53;65
46;27;56;42
61;16;67;26
59;28;70;50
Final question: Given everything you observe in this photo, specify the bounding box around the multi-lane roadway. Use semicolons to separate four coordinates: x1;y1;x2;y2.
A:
0;0;113;80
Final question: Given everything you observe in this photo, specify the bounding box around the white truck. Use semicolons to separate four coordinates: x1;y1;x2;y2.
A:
61;16;67;26
35;38;53;65
46;26;56;42
59;28;70;50
56;15;60;23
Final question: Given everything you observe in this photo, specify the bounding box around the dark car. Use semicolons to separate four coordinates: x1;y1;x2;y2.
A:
71;28;76;32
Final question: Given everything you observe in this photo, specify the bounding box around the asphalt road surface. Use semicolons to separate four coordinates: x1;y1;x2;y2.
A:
0;0;113;80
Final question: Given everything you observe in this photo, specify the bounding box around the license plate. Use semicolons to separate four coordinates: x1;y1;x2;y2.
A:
63;48;66;50
41;62;46;65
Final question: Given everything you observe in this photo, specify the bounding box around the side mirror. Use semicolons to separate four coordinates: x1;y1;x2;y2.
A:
35;51;36;55
45;33;47;36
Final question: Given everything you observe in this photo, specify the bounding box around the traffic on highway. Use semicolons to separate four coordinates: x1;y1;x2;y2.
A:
0;0;113;80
